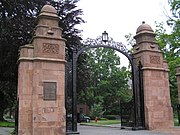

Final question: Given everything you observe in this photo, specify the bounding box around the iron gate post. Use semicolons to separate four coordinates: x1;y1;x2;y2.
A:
132;61;145;130
132;64;138;130
15;99;19;135
177;104;180;125
65;61;72;132
138;62;145;128
71;48;78;133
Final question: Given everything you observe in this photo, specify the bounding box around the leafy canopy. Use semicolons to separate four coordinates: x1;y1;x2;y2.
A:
78;45;133;115
0;0;84;120
155;0;180;105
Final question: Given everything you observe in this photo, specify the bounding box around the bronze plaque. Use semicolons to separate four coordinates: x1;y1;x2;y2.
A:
43;82;57;100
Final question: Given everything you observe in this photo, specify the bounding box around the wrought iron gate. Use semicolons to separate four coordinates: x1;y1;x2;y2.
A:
65;36;145;133
121;62;145;129
121;100;134;128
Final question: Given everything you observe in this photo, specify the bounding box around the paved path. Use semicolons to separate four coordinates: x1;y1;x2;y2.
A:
1;125;180;135
0;127;14;135
78;125;170;135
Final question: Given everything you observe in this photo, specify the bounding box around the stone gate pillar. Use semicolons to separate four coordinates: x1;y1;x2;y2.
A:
176;65;180;103
18;5;66;135
133;22;174;129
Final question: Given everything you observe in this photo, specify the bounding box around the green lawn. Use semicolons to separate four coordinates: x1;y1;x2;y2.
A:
82;118;180;127
81;120;121;126
0;121;15;127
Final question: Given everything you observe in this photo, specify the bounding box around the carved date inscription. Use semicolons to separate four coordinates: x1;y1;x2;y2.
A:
150;55;160;64
43;82;57;100
42;43;59;54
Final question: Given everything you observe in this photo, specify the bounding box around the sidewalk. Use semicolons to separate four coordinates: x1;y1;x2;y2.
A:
154;127;180;135
1;125;180;135
80;123;180;135
0;127;14;135
78;125;169;135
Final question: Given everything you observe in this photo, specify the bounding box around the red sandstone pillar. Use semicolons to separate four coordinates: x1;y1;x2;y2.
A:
18;5;66;135
176;65;180;104
133;22;174;130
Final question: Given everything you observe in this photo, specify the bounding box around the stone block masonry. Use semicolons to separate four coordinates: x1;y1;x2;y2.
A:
133;22;174;129
18;4;66;135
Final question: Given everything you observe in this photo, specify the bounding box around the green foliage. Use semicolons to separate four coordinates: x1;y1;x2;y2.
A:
125;33;135;48
124;0;180;107
98;117;108;120
155;0;180;106
0;0;84;120
78;43;133;115
174;118;179;126
89;103;104;119
103;115;117;120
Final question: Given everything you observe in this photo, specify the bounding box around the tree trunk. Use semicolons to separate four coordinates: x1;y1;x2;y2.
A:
0;91;7;121
10;108;11;118
0;109;5;121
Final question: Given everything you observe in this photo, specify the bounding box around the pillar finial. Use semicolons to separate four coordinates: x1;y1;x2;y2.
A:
46;1;50;5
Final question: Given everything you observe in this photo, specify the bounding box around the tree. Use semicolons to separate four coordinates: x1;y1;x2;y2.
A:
124;0;180;106
0;0;84;121
77;44;133;115
155;0;180;106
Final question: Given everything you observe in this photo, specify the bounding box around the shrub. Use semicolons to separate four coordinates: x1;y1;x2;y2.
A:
103;115;117;120
98;118;108;120
89;103;103;119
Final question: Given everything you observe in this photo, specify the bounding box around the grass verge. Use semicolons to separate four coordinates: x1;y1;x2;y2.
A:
0;121;15;127
81;120;121;126
82;118;180;127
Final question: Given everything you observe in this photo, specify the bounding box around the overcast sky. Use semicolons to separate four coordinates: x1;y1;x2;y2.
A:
77;0;170;42
76;0;170;67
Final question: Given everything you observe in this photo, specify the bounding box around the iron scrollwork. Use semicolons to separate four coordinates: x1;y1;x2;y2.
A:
81;36;130;55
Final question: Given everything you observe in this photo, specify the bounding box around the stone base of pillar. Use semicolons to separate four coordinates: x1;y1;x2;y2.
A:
145;106;174;130
33;127;66;135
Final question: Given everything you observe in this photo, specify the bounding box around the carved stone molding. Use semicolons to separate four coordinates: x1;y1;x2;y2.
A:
42;43;59;54
150;55;160;64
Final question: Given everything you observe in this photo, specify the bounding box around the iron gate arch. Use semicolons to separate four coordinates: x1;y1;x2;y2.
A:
66;36;145;133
